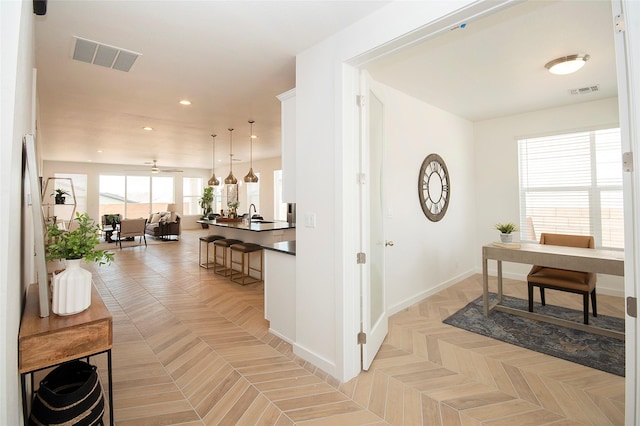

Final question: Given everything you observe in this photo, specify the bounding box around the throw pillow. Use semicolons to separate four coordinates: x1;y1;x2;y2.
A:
150;213;161;224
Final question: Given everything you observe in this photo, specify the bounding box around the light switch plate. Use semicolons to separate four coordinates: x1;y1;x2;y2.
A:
304;213;316;228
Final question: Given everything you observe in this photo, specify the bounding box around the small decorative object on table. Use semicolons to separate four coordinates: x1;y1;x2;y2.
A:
46;213;114;315
495;222;519;243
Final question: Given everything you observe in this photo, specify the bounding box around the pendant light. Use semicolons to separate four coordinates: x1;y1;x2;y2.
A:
244;120;259;183
207;134;220;186
224;128;237;184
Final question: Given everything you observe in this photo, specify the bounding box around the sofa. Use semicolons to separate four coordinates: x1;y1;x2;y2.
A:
145;212;181;240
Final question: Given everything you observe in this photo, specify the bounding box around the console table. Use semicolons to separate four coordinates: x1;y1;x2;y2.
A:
19;284;114;424
482;243;625;339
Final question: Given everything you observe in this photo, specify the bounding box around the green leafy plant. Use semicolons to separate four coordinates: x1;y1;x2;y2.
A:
199;186;214;217
106;214;120;225
53;188;70;197
227;201;240;210
495;222;519;234
46;212;114;265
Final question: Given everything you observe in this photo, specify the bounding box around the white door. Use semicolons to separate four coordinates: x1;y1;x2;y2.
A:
360;71;388;370
612;1;639;424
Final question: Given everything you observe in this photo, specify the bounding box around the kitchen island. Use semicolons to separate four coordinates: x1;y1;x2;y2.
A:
197;219;295;245
263;241;295;343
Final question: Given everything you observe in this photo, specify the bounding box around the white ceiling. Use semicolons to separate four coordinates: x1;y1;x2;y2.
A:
34;0;617;173
34;0;390;171
365;0;617;122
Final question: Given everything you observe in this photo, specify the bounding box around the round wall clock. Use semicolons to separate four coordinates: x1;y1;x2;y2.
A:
418;153;450;222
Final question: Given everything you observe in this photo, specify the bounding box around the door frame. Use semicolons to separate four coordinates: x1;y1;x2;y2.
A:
343;4;638;419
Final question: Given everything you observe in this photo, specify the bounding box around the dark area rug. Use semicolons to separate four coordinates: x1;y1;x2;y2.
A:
443;294;625;376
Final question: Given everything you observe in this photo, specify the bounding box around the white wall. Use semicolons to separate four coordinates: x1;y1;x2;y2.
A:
373;81;477;314
474;97;623;295
295;0;479;381
1;0;35;423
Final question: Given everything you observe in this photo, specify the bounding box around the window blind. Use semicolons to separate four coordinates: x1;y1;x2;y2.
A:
518;128;623;249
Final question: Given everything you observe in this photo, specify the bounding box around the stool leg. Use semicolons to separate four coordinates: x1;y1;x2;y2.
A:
199;240;205;268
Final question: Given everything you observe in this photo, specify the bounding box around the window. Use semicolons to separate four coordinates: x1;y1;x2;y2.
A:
183;177;203;215
152;176;174;212
518;128;623;249
54;173;87;214
100;175;175;220
99;175;125;220
124;176;150;218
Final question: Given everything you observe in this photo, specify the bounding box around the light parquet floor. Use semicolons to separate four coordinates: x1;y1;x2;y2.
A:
80;230;624;425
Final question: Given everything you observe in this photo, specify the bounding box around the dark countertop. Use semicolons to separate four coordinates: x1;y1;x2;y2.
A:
262;240;296;256
197;219;295;232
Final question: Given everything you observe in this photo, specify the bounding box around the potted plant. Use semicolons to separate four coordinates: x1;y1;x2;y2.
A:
199;186;214;228
227;201;240;218
52;188;70;205
495;222;519;243
46;212;114;315
106;214;120;227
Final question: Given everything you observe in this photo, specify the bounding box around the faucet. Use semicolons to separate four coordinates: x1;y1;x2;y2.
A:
248;204;257;222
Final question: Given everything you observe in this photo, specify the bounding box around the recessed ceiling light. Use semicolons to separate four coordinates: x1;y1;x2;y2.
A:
97;150;103;153
544;54;590;75
143;126;153;131
179;100;191;105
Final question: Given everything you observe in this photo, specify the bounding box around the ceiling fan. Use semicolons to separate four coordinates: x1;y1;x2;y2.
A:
142;160;183;173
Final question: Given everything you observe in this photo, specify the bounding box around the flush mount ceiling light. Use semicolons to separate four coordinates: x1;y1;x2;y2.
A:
208;134;220;186
179;100;191;105
244;120;259;183
544;54;590;75
143;126;153;131
224;128;237;185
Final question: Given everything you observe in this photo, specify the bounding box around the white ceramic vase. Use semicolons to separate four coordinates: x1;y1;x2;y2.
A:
500;233;513;243
52;259;92;316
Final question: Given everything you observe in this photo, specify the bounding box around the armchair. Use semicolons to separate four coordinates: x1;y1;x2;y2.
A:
527;233;597;324
117;218;147;249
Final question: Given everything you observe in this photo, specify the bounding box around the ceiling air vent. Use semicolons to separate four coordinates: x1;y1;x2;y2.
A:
72;36;141;72
569;85;600;95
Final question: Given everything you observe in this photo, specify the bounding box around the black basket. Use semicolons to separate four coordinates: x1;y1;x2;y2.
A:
29;360;105;426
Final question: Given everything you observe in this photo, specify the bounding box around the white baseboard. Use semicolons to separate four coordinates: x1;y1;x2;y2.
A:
292;342;337;378
387;269;476;316
269;328;294;345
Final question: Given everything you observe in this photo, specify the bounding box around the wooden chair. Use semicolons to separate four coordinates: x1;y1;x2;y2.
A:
117;218;147;249
527;233;596;324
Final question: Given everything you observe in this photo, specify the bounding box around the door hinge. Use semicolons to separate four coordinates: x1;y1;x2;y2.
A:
357;173;366;185
623;151;633;172
357;252;366;264
358;331;367;344
615;14;625;33
356;95;365;107
627;297;637;318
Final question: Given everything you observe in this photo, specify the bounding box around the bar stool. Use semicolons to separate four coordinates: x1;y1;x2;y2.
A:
213;239;243;276
229;243;263;285
199;235;224;269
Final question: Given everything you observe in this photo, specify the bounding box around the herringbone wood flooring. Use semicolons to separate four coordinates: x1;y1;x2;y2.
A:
77;230;624;425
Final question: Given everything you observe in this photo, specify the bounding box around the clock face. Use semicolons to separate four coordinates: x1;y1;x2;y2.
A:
418;153;450;222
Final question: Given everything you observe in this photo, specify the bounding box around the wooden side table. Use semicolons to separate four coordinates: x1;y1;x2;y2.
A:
18;284;114;425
